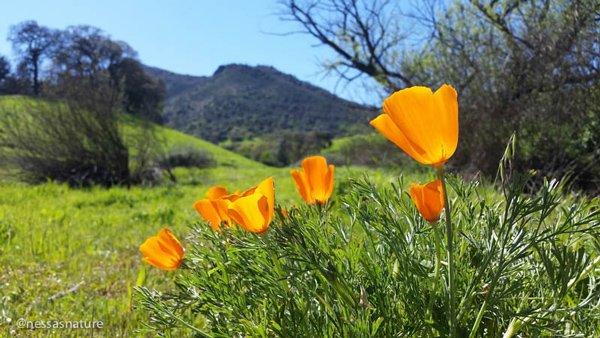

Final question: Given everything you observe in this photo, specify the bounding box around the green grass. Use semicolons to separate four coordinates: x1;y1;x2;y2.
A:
0;160;412;337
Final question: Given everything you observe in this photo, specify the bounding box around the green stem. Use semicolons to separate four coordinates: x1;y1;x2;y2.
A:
427;223;443;331
469;299;488;338
170;312;213;338
438;166;456;337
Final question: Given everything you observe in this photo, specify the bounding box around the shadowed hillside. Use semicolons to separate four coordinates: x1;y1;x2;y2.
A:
145;64;377;143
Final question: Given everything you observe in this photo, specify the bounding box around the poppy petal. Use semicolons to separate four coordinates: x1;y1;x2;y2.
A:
291;169;313;204
193;199;223;230
323;164;335;204
370;114;430;164
158;228;184;258
409;180;444;222
433;84;459;161
228;193;268;234
256;177;274;225
206;186;229;200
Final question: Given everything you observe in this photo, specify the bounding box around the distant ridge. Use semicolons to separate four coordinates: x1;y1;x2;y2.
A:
144;64;377;143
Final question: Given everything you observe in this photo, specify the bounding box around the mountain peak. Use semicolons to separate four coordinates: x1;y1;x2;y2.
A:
213;63;277;76
148;64;376;143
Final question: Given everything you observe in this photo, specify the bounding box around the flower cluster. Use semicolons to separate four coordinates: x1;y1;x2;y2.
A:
140;155;335;270
192;177;275;234
139;84;459;271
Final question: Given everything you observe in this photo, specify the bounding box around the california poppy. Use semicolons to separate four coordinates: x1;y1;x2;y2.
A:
139;228;184;270
409;179;445;222
228;176;275;234
291;156;335;205
370;85;458;167
193;186;240;231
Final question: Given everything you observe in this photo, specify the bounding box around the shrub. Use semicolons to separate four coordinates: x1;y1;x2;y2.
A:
0;77;131;187
322;133;416;168
157;146;215;169
226;131;333;167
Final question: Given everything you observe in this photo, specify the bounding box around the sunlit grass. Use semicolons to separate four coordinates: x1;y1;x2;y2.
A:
0;165;410;337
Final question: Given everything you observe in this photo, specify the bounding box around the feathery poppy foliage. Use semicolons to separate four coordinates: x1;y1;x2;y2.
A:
139;228;184;271
136;174;600;337
291;155;335;205
409;179;445;222
370;84;459;167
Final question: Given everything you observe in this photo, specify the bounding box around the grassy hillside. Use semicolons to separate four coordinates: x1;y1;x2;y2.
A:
128;118;263;169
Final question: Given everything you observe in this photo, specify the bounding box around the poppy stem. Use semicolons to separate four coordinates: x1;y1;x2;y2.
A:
427;223;443;333
437;165;456;337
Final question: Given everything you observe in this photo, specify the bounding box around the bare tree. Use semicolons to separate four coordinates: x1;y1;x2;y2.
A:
420;0;600;183
8;21;57;96
51;25;137;81
281;0;600;191
282;0;417;92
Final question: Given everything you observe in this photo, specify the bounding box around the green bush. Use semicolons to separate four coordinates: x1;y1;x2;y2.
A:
226;131;333;167
322;133;419;169
158;146;216;169
136;173;600;337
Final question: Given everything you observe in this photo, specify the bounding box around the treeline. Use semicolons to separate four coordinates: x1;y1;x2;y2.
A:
283;0;600;192
0;21;168;186
224;131;334;167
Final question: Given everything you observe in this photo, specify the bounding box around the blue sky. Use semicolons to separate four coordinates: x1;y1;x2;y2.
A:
0;0;380;105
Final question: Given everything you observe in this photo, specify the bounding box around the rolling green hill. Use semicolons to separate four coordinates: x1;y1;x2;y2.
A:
132;119;263;169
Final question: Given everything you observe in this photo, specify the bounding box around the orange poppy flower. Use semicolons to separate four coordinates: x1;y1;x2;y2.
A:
409;179;445;222
139;228;184;270
228;177;275;234
370;84;459;167
193;186;240;231
291;156;335;205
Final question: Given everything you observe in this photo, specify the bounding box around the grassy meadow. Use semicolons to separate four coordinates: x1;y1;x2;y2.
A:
0;96;598;337
0;111;414;336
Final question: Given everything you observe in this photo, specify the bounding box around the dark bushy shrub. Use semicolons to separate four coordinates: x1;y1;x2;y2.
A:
157;146;215;169
0;77;131;187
